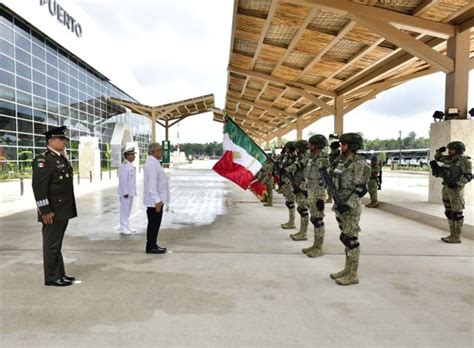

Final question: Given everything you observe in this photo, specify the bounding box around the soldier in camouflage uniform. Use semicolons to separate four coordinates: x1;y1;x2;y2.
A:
366;156;380;208
256;161;274;206
280;142;297;229
330;133;371;286
285;140;310;241
302;135;331;257
432;141;472;243
326;139;342;203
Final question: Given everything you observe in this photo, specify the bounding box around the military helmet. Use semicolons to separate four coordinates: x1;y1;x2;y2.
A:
284;141;296;152
295;140;309;152
447;141;465;154
308;134;328;149
339;133;364;152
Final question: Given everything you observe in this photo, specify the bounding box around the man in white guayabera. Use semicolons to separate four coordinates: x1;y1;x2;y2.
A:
118;147;137;234
143;143;170;254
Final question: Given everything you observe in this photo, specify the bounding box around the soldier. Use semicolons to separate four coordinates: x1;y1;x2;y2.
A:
329;133;370;286
302;135;330;257
326;137;342;203
280;141;297;229
366;155;380;208
256;160;274;206
32;126;77;287
432;141;472;243
285;140;310;241
118;146;137;234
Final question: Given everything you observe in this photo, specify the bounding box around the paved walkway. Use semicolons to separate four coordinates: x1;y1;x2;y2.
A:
0;162;473;347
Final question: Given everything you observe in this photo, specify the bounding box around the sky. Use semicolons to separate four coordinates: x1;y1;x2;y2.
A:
9;0;473;144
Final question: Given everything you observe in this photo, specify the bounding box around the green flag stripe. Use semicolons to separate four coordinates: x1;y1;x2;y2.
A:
224;120;267;165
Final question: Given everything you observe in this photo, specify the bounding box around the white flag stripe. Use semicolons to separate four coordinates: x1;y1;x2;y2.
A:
223;133;263;175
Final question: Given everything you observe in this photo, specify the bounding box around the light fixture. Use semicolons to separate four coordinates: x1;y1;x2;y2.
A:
432;110;444;122
469;108;474;117
445;107;459;120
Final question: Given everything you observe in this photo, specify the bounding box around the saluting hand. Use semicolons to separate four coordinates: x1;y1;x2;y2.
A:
42;212;54;224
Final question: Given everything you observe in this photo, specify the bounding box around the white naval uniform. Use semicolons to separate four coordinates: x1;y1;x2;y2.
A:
118;160;137;231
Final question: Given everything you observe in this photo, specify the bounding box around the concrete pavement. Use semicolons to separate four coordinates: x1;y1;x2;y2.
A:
0;162;473;347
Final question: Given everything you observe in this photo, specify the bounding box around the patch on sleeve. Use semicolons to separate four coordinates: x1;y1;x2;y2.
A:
36;158;46;168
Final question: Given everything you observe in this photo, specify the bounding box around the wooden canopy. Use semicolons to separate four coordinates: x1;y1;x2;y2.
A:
223;0;474;143
109;94;215;141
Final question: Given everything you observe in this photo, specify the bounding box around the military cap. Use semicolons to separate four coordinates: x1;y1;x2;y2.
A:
447;141;465;154
308;134;328;149
43;126;68;140
123;146;136;155
340;133;364;152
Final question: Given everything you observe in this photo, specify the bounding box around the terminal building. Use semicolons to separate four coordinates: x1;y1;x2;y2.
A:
0;3;151;174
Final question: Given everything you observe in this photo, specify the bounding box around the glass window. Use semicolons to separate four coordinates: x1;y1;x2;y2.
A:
59;105;69;117
33;83;46;98
15;62;31;79
34;135;46;148
16;91;32;106
32;56;45;72
33;109;46;122
31;30;44;47
0;39;14;57
47;112;58;125
58;59;68;72
59;93;69;106
14;32;30;52
0;100;15;117
16;76;32;93
32;43;45;60
18;132;33;146
70;77;78;89
46;64;58;78
17;105;32;120
46;52;57;67
47;101;58;113
32;70;45;85
33;96;47;111
13;19;30;39
0;9;13;27
46;76;58;90
59;82;68;94
0;85;15;102
0;115;16;131
70;109;78;119
58;71;68;84
0;131;17;146
47;88;58;102
34;122;47;135
45;40;56;55
15;47;31;66
0;54;13;71
0;144;17;159
0;23;13;42
0;69;14;87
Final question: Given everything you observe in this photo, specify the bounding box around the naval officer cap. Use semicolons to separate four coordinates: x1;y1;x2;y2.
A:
43;126;69;140
123;146;136;155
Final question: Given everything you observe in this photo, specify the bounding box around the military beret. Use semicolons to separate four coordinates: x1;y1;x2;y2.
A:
43;126;68;140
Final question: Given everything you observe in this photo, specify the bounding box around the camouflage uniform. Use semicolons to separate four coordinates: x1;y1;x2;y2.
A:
330;133;370;286
281;150;297;229
326;144;342;203
302;150;331;257
285;142;310;240
256;161;274;206
433;142;472;243
366;157;380;208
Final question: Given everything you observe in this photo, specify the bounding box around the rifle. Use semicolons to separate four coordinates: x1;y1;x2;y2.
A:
319;167;350;214
268;156;308;198
429;160;461;186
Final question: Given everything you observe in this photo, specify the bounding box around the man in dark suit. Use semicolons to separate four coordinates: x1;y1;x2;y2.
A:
32;126;77;286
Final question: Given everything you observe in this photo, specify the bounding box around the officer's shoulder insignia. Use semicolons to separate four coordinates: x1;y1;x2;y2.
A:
34;156;47;168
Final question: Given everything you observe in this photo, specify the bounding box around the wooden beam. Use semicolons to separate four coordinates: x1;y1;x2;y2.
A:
348;67;438;96
458;17;474;33
286;0;455;39
334;96;344;134
225;110;276;129
470;57;474;71
228;96;297;120
289;87;334;114
228;66;336;97
344;89;380;114
349;14;453;73
156;120;166;128
413;0;440;17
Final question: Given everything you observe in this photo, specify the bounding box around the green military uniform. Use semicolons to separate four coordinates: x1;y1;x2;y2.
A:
302;135;331;257
32;126;77;285
366;156;380;208
326;141;342;203
256;161;274;206
432;141;472;243
330;133;370;286
285;140;310;241
280;142;297;229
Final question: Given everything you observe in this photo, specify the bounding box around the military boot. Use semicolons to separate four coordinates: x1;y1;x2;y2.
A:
330;249;349;279
305;227;325;257
290;215;308;241
442;219;462;243
281;208;296;229
335;249;360;286
263;187;273;207
365;201;379;208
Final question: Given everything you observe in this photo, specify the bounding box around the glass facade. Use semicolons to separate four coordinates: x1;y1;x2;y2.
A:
0;5;150;174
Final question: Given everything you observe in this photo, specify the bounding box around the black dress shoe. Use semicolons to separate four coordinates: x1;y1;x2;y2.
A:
146;246;167;254
45;279;73;287
62;275;75;282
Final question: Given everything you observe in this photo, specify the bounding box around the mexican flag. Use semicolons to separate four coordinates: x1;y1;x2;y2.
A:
213;117;268;190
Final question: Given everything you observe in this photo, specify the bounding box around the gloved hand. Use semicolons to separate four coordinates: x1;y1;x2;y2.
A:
355;184;368;198
316;199;325;211
437;146;446;153
335;204;350;214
